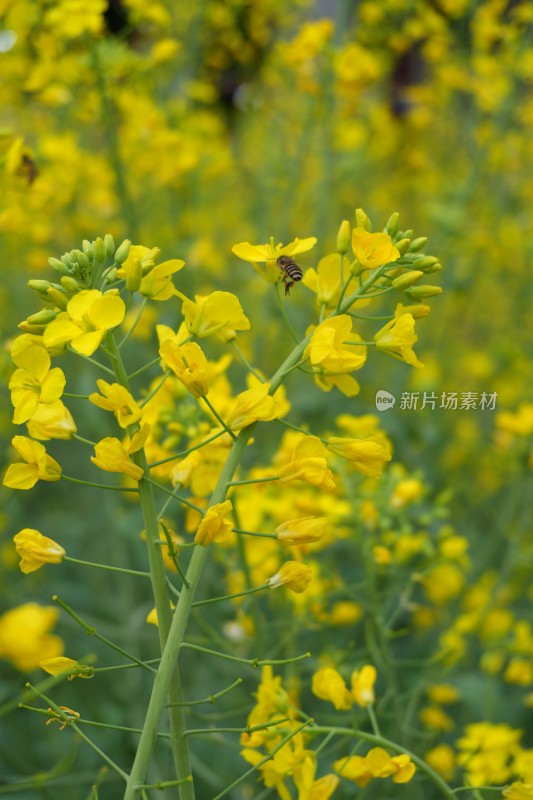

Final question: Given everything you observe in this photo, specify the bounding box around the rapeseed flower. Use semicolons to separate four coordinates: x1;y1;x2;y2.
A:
14;529;65;573
3;436;61;490
89;380;142;428
267;561;313;593
326;435;392;478
352;228;400;269
159;340;209;398
194;500;233;545
39;656;93;680
277;435;335;489
226;382;288;430
351;665;377;707
178;291;250;338
232;236;317;283
91;425;151;481
9;345;66;424
26;401;77;440
0;603;63;672
374;311;423;367
43;290;125;356
275;517;327;545
312;668;353;710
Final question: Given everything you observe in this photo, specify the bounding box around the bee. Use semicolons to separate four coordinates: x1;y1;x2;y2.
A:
20;154;39;185
277;255;303;295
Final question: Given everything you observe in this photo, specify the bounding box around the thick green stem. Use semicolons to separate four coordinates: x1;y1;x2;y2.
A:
105;335;193;798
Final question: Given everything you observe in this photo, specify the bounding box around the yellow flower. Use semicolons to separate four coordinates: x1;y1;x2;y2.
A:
420;705;455;731
0;603;63;672
91;424;151;481
159;340;209;398
179;291;250;338
13;529;65;574
375;312;423;367
352;228;400;269
39;656;93;680
3;436;62;490
232;236;317;283
312;668;353;710
43;290;126;356
275;517;327;545
293;756;340;800
277;436;335;489
335;748;416;786
89;380;142;428
427;684;460;704
326;435;392;478
43;0;106;39
304;315;367;397
9;345;66;424
26;401;77;440
302;253;352;308
140;259;185;301
351;665;377;707
227;383;288;430
194;500;233;546
333;755;372;787
390;478;424;507
267;561;313;593
425;744;456;780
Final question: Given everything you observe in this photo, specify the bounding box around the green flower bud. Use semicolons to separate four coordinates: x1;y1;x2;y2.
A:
350;257;364;277
104;233;115;258
408;237;428;253
405;285;443;299
18;321;47;334
424;262;442;274
114;238;132;264
77;251;92;271
102;266;118;282
60;276;81;292
28;279;52;295
61;253;74;268
413;255;439;270
384;211;399;236
336;221;351;255
82;239;93;255
392;270;424;290
48;257;64;272
355;208;372;231
26;308;58;325
395;238;411;255
94;237;106;263
46;286;69;310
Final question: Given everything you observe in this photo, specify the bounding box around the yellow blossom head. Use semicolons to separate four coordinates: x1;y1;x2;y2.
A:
13;528;65;573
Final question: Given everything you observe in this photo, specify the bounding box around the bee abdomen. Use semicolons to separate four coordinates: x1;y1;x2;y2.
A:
277;256;303;282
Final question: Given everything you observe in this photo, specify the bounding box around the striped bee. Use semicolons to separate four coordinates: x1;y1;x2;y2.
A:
277;255;303;295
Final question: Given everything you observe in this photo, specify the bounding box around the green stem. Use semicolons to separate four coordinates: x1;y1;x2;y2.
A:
139;371;171;408
73;433;97;446
143;476;204;512
67;347;115;376
201;396;237;440
148;430;226;468
61;475;139;493
119;298;147;348
64;556;150;578
227;476;279;487
274;281;300;344
230;340;265;382
191;584;267;608
180;642;310;667
232;528;277;540
127;356;161;380
105;334;193;799
166;678;243;708
53;595;157;675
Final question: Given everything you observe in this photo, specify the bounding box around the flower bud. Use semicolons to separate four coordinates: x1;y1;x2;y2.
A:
413;255;439;270
82;239;93;255
395;237;411;255
355;208;372;231
336;220;351;254
424;262;442;274
405;285;443;299
94;237;106;263
46;287;69;310
400;303;431;318
408;236;428;253
60;276;80;292
126;258;143;292
61;253;74;269
350;258;364;277
114;238;132;264
52;259;72;276
77;251;92;271
26;308;58;325
102;266;118;282
18;321;47;334
104;233;115;258
28;279;52;295
392;270;424;290
48;257;64;272
384;211;399;236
